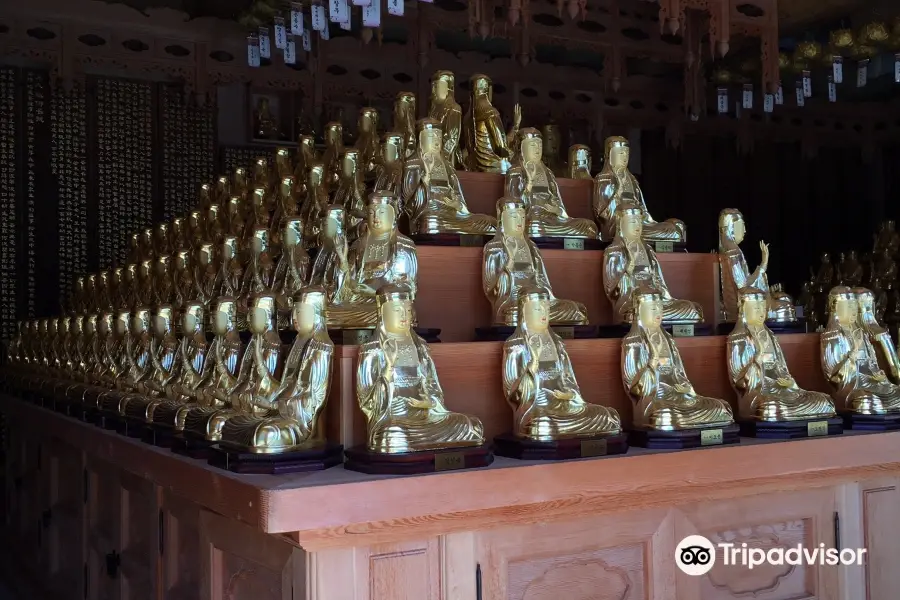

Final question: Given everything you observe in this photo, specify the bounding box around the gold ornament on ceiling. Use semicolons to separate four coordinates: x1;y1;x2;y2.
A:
712;68;732;85
829;29;854;51
777;52;791;70
794;40;822;61
857;21;889;46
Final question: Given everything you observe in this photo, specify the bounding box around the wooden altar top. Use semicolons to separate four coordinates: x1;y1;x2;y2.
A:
4;393;900;552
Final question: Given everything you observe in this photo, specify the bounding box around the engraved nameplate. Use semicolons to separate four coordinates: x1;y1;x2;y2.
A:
459;235;482;247
434;452;465;471
563;238;585;251
580;439;608;457
553;326;575;339
807;421;829;437
700;428;724;446
672;324;695;338
655;241;674;253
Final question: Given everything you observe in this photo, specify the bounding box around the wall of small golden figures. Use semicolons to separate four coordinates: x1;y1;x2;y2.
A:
0;67;216;342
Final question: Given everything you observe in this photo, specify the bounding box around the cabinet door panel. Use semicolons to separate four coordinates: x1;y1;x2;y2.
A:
160;491;202;600
44;439;85;595
118;471;158;600
860;479;900;600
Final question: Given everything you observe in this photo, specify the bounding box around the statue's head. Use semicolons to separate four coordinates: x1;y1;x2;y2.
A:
848;250;858;261
142;227;155;252
49;318;60;336
341;149;360;178
616;204;644;241
738;287;768;327
519;286;551;333
367;192;397;234
249;293;276;334
323;205;346;239
213;297;237;335
99;312;114;337
199;183;212;204
215;176;230;195
325;122;343;146
470;73;492;100
71;315;84;335
541;123;561;154
291;286;327;333
519;128;543;163
171;216;185;242
251;227;269;255
197;243;215;268
207;203;221;229
155;222;170;246
132;308;151;334
284;218;303;248
153;305;173;339
634;290;663;331
718;208;745;244
114;311;129;337
821;252;831;263
189;209;203;233
275;146;290;164
299;134;316;155
309;162;325;187
85;273;97;297
377;284;414;335
251;188;266;213
175;249;191;273
888;219;896;231
382;132;404;163
85;314;98;336
829;286;856;323
497;197;526;237
155;255;171;278
234;167;248;189
38;319;48;336
358;107;378;132
182;302;204;334
432;70;455;100
417;118;442;154
253;157;268;178
604;136;630;170
221;236;238;261
280;175;294;198
569;144;591;171
395;92;415;117
852;287;874;313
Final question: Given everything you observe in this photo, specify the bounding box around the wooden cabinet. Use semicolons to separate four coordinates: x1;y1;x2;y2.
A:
42;439;85;598
857;478;900;600
159;491;202;600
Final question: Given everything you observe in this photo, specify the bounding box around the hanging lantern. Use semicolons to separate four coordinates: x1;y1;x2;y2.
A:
858;21;889;46
830;28;855;51
795;40;822;62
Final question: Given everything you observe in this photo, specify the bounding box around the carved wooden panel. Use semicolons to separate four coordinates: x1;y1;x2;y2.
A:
117;471;158;600
860;479;900;600
676;487;839;600
368;540;441;600
85;459;122;600
476;507;676;600
43;439;85;596
160;491;202;600
5;426;43;561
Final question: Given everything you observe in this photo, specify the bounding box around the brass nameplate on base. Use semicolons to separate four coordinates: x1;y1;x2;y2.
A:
672;324;695;338
563;238;585;250
655;241;674;253
435;452;465;471
553;326;575;339
700;428;724;446
580;439;608;457
807;421;829;437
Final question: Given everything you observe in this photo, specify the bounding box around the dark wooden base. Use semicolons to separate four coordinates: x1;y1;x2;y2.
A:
596;323;714;339
410;233;491;247
716;320;808;336
530;237;607;250
738;417;844;439
493;432;629;460
208;442;345;474
328;327;441;345
474;325;597;342
842;412;900;431
140;427;177;447
344;444;494;475
170;434;215;459
629;423;741;449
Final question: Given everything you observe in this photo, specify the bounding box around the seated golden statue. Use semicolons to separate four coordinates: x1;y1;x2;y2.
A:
357;284;484;453
821;287;900;414
540;123;566;177
98;308;153;416
604;205;703;324
815;252;835;288
310;205;350;301
293;134;318;193
356;107;381;179
727;288;836;421
567;144;592;180
322;121;344;189
874;220;900;257
254;96;281;140
841;250;863;287
374;132;405;213
505;129;598;240
123;305;182;422
855;287;900;385
718;209;796;323
239;228;277;301
622;291;735;430
325;193;418;329
428;70;465;170
333;149;367;241
220;287;334;453
272;218;310;313
393;91;417;159
463;74;513;173
502;287;621;440
593;136;686;243
299;163;329;246
874;249;897;283
483;197;588;326
402;119;497;236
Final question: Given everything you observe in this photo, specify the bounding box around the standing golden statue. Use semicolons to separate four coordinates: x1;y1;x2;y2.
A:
322;121;345;188
604;205;703;325
726;288;838;436
505;129;598;240
463;74;516;173
540;123;567;177
393;92;417;158
374;132;406;213
567;145;592;180
494;287;625;459
821;286;900;428
622;291;736;447
428;70;465;170
345;284;490;474
355;107;381;179
483;198;587;327
333;149;367;240
593;136;686;244
718;209;796;324
855;287;900;385
402;119;497;237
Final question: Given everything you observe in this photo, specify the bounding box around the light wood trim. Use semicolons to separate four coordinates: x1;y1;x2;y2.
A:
835;482;865;600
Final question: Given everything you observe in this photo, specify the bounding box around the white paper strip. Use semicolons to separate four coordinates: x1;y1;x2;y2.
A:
828;76;836;102
312;4;327;31
302;30;312;51
320;23;330;39
795;83;804;107
716;87;728;114
330;0;350;23
284;37;296;64
742;84;753;109
353;0;371;6
274;17;287;50
857;60;868;88
774;84;783;105
247;35;261;67
258;27;271;59
833;57;843;84
340;15;351;30
802;71;812;98
363;0;381;27
387;0;404;16
895;54;900;83
763;93;774;113
290;3;304;34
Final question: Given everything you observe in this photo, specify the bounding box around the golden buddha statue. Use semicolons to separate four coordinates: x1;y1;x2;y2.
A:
567;144;592;180
272;218;311;313
822;287;900;415
254;96;281;140
294;134;319;192
224;195;246;239
299;163;329;246
84;275;98;313
604;205;703;324
141;227;155;259
244;187;272;241
271;176;299;245
240;227;278;300
192;242;219;309
309;205;350;300
356;107;381;178
333;149;367;240
173;249;195;309
718;209;796;323
199;182;213;209
874;248;897;283
214;176;231;206
217;236;245;299
540;123;566;177
323;121;345;188
357;284;484;452
155;223;173;256
502;287;621;440
463;74;515;173
123;305;182;423
153;254;174;306
874;220;900;257
233;167;250;200
593;136;686;244
326;193;418;328
428;70;465;170
98;308;153;417
275;147;292;180
204;203;224;244
505;129;598;239
727;288;836;422
402;119;497;236
815;253;835;288
483;198;588;326
393;92;417;159
171;216;188;252
842;250;864;287
623;291;735;431
374;133;405;213
855;287;900;385
220;288;333;453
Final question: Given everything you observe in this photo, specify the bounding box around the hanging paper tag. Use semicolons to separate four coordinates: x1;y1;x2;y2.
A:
857;60;868;88
363;0;381;27
312;4;327;31
330;0;350;23
284;36;297;64
833;57;843;84
763;93;774;113
716;87;728;114
895;54;900;83
290;3;304;34
302;30;312;51
274;17;287;50
247;35;261;67
827;75;836;102
387;0;404;16
353;0;371;6
802;70;811;97
258;27;271;59
320;23;330;39
795;82;804;107
340;15;351;30
742;84;753;109
774;83;783;105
